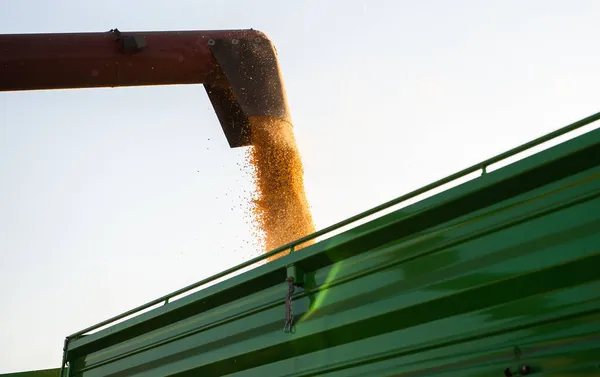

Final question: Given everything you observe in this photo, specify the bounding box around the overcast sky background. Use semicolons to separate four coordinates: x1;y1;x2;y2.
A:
1;0;600;372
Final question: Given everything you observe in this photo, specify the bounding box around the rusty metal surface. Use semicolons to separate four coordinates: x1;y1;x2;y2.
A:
0;28;293;148
206;37;292;147
0;29;265;91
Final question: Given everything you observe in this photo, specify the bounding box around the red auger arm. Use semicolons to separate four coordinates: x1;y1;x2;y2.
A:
0;28;292;147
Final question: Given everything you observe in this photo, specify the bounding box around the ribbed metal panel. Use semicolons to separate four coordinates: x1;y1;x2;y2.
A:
59;120;600;376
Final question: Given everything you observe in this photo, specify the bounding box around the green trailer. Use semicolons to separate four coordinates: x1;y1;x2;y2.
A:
4;111;600;377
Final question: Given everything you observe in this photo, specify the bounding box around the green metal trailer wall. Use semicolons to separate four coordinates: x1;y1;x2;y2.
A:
7;113;600;377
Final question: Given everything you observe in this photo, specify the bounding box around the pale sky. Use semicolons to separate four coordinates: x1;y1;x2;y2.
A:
2;0;600;373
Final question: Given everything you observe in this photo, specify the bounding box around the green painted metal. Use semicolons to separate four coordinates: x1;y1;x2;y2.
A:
5;112;600;377
0;369;60;377
61;112;600;376
66;110;600;341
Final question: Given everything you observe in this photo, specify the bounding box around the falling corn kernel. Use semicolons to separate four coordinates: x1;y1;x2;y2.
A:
244;116;315;261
